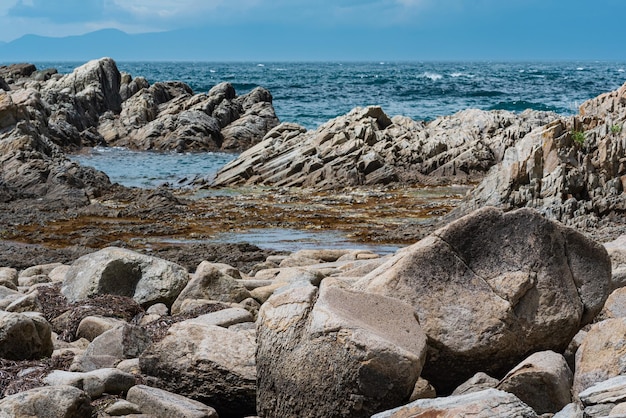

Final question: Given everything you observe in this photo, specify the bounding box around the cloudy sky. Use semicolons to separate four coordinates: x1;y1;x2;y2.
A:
1;0;625;60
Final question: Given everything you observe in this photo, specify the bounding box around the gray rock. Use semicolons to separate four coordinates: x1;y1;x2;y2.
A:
0;311;52;360
185;307;253;328
354;206;611;392
44;368;136;398
579;375;626;407
454;82;626;228
61;247;189;308
72;324;151;371
552;402;584;418
0;267;18;288
213;106;555;188
256;279;427;418
497;350;573;414
371;388;537;418
171;261;251;314
126;385;218;418
452;372;499;396
139;320;256;417
0;385;92;417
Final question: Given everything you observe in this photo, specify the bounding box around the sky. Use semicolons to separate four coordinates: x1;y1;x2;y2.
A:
1;0;625;61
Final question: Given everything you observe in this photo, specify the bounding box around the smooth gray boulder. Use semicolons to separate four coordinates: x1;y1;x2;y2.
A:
0;385;92;417
171;261;251;315
354;206;611;392
139;319;256;417
497;350;573;414
126;385;218;418
256;279;427;418
371;388;537;418
44;368;136;398
0;311;52;360
61;247;189;308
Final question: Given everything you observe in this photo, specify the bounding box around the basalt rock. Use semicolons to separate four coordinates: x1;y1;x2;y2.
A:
213;106;556;188
98;79;279;152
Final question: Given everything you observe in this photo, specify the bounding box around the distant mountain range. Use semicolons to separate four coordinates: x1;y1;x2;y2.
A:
0;27;406;63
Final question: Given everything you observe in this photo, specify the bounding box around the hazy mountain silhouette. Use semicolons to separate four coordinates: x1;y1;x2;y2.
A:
0;26;428;63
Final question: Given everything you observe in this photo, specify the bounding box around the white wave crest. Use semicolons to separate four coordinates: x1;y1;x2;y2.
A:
420;72;443;81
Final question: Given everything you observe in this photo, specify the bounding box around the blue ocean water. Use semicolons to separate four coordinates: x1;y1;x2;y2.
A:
39;61;626;130
57;61;626;187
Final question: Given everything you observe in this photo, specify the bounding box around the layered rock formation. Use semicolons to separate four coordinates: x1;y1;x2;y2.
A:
0;58;280;206
213;106;557;187
453;82;626;227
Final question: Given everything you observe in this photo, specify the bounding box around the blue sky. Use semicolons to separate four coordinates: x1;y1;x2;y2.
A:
1;0;625;60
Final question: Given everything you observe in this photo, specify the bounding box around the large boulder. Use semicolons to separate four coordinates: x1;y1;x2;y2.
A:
372;388;537;418
126;385;218;418
256;279;427;418
213;106;555;188
354;206;611;392
139;319;257;418
0;385;92;418
0;311;53;360
61;247;189;308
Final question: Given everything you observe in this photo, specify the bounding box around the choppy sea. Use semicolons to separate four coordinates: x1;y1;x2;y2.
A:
41;60;626;130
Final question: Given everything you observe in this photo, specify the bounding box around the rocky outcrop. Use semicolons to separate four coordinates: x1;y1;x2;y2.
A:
97;79;279;152
354;206;611;392
213;106;556;188
256;279;428;417
454;81;626;227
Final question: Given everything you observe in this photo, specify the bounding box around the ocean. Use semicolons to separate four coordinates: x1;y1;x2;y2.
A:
39;60;626;187
39;60;626;130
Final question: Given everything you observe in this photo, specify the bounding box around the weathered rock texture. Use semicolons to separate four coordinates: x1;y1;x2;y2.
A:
61;246;189;308
372;389;538;418
139;320;257;418
256;279;428;418
455;81;626;228
0;57;280;206
98;79;279;152
213;106;556;188
354;206;611;393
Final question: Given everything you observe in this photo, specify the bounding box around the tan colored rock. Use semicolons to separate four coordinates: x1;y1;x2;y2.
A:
601;287;626;319
257;280;427;417
409;377;436;401
574;318;626;394
171;261;250;314
76;315;126;341
372;389;537;418
497;350;573;414
140;320;256;417
354;206;610;392
0;385;92;417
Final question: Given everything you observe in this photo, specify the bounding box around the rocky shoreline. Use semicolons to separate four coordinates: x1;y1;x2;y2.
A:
1;58;626;417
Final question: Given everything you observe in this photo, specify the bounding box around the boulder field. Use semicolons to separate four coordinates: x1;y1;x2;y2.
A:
0;207;623;417
2;58;626;416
